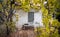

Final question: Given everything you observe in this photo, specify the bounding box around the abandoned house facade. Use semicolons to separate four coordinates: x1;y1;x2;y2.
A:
13;9;43;29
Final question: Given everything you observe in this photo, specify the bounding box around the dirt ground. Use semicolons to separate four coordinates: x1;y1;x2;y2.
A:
8;30;36;37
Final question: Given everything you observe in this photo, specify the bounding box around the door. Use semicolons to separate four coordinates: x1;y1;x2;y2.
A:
28;12;34;25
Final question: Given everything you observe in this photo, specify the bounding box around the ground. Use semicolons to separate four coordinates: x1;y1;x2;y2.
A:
8;30;36;37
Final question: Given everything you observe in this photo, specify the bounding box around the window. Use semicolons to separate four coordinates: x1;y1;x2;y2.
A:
28;12;34;22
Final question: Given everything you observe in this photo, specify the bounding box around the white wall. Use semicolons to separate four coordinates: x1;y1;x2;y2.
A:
34;11;43;27
13;10;28;29
13;9;43;29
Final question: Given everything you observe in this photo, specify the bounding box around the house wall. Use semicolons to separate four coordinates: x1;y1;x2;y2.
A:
34;11;43;27
13;9;43;29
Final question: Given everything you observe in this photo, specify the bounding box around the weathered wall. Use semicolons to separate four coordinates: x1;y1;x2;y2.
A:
13;9;43;29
